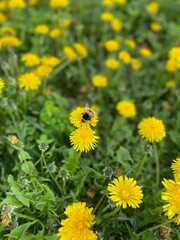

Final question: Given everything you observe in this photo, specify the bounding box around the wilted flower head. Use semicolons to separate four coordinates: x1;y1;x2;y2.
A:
57;202;98;240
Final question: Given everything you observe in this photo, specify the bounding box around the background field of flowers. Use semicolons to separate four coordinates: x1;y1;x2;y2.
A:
0;0;180;239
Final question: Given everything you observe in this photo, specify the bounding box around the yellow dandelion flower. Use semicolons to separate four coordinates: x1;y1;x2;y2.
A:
108;176;143;208
0;13;6;24
139;47;152;57
0;2;7;10
104;39;119;52
138;117;166;143
125;39;136;49
116;100;136;118
0;78;5;94
0;36;21;47
7;135;19;145
105;58;120;70
63;46;77;62
166;80;176;88
70;126;99;152
41;56;60;67
100;11;113;22
118;51;131;64
1;27;16;36
49;28;61;38
165;59;177;72
21;53;40;67
50;0;69;8
102;0;114;6
92;75;107;87
150;22;162;32
73;42;88;58
33;65;53;79
171;157;180;180
57;202;98;240
147;1;159;13
70;106;98;128
35;24;49;35
59;19;71;28
161;179;180;224
8;0;26;8
28;0;38;6
18;73;41;91
114;0;127;5
131;58;142;70
111;18;122;32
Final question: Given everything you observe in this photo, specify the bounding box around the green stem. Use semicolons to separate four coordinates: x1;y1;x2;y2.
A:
103;206;121;219
153;143;159;190
136;155;147;178
40;152;44;177
42;153;62;193
137;217;175;237
93;195;105;213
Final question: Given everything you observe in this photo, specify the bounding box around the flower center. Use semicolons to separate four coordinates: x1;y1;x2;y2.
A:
120;189;130;200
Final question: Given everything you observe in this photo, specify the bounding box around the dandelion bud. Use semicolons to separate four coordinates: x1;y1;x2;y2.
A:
7;135;19;145
159;225;171;238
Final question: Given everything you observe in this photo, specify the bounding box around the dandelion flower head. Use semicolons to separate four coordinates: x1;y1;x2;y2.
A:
116;100;136;118
18;73;41;91
8;0;26;8
21;53;40;67
118;51;131;64
138;117;166;143
150;22;162;32
0;36;21;47
171;157;180;182
166;80;176;88
147;1;159;13
139;47;152;58
108;176;143;208
70;106;98;128
92;75;107;87
131;58;142;70
161;178;180;224
35;24;49;35
73;42;88;58
41;56;60;67
105;58;120;70
100;12;113;22
63;46;77;62
111;18;122;32
0;78;5;94
57;202;97;240
70;126;99;152
104;39;119;52
50;0;69;8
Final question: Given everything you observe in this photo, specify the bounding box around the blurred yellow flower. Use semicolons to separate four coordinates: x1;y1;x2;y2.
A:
0;36;21;47
168;47;180;70
41;56;60;67
111;18;122;32
0;13;6;23
114;0;127;5
49;28;61;38
108;176;143;208
18;73;41;91
166;80;176;88
147;1;159;13
125;39;136;49
28;0;38;5
116;100;136;118
131;58;142;70
104;39;119;52
1;27;16;36
57;202;98;240
70;126;99;152
171;157;180;177
70;106;98;128
100;11;113;21
138;117;166;143
162;178;180;225
0;1;7;10
139;47;152;57
150;22;162;32
21;53;40;67
7;135;19;145
59;18;71;28
92;75;107;87
102;0;114;6
35;24;49;35
33;65;53;79
50;0;69;8
105;58;120;70
0;78;5;94
63;46;77;62
73;42;88;58
165;59;177;72
8;0;26;8
118;51;131;64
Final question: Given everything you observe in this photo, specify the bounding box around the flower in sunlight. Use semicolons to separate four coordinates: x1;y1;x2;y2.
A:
70;106;98;128
138;117;166;143
116;100;136;118
57;202;98;240
70;126;99;152
107;176;143;208
18;73;41;91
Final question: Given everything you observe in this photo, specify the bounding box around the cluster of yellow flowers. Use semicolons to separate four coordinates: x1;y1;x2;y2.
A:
69;106;99;152
161;157;180;224
18;54;60;91
63;43;88;62
165;46;180;72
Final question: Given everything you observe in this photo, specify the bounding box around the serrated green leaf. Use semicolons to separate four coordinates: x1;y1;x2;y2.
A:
18;149;31;162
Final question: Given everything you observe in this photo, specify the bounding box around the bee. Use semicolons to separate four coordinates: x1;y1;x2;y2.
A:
82;109;94;122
